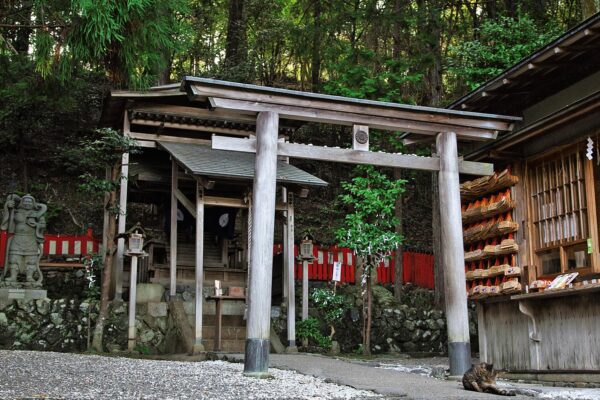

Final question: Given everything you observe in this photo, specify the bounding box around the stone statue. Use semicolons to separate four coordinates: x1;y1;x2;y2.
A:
0;194;47;288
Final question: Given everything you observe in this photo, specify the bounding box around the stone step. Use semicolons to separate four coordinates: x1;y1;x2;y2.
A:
201;338;246;353
201;326;246;340
203;314;245;326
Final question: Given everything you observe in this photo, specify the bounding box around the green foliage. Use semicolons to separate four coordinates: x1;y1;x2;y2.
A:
296;317;332;349
65;128;139;201
310;287;349;327
448;15;561;91
336;165;405;274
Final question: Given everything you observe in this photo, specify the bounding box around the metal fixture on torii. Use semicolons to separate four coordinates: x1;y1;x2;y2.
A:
109;77;521;378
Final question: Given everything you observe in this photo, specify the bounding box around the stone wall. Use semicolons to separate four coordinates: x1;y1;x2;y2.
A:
274;284;477;355
0;298;172;354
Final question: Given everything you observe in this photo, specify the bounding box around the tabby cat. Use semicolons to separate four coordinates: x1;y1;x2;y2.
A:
462;362;516;396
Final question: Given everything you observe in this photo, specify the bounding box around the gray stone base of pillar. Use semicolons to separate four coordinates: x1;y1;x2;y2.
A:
285;345;298;354
448;341;471;377
192;343;205;355
243;339;270;378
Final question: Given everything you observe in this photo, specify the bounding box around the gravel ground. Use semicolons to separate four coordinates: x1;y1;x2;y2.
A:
0;350;381;400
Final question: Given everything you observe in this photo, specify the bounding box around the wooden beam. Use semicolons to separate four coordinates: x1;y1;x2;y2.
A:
131;118;253;137
212;136;494;176
132;103;257;123
190;84;515;131
203;194;287;211
175;188;197;218
209;97;499;140
129;131;212;146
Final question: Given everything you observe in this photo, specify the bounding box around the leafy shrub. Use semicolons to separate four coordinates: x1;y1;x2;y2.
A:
296;317;332;349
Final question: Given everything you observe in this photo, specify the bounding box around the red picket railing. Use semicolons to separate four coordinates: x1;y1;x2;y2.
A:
274;244;434;289
0;228;101;268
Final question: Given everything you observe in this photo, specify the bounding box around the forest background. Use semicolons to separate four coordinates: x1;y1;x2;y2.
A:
0;0;598;246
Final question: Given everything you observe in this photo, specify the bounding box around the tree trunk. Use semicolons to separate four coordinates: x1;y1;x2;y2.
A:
311;0;322;92
91;163;119;352
394;169;404;299
432;167;444;309
426;4;443;108
581;0;599;18
225;0;247;71
363;267;372;356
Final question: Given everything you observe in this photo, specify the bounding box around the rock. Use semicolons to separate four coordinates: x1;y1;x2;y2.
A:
271;306;281;318
422;330;432;340
75;269;85;278
350;308;360;322
36;299;51;315
403;320;415;331
430;310;443;320
79;302;90;313
107;343;122;353
393;308;405;319
113;303;127;315
148;302;168;318
182;291;194;302
0;312;7;327
136;283;166;304
50;312;63;326
330;341;340;355
155;317;168;332
403;341;417;351
140;329;155;343
183;301;195;315
426;319;438;330
430;366;447;379
436;318;445;328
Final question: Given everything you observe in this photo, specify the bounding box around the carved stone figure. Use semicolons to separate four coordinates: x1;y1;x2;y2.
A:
0;194;47;288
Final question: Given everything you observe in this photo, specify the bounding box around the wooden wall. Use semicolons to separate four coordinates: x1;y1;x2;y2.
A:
478;292;600;371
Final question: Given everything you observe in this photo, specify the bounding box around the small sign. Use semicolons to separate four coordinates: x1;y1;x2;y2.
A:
332;261;342;282
587;238;593;254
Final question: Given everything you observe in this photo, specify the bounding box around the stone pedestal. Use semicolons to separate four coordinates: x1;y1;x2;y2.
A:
0;288;47;301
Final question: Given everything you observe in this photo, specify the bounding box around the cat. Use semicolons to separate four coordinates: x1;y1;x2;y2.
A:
462;362;516;396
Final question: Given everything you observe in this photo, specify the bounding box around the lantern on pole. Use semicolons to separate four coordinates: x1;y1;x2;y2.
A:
123;223;148;351
297;235;315;337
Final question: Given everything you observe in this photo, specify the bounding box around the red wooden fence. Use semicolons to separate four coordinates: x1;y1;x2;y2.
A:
273;244;434;289
0;228;101;268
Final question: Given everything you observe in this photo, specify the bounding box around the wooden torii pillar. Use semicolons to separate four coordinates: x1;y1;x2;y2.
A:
244;111;279;377
437;131;470;376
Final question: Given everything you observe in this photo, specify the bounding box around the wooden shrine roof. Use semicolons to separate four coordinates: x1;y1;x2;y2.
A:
158;141;327;187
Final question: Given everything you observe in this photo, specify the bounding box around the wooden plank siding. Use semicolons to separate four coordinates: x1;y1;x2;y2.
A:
479;293;600;371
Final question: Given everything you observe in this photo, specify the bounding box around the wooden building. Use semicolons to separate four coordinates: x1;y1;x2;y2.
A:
101;77;517;376
447;13;600;380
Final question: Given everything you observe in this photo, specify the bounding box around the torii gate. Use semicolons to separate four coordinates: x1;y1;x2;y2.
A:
180;77;520;377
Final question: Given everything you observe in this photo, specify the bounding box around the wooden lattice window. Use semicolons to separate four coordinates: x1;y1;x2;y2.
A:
529;148;591;276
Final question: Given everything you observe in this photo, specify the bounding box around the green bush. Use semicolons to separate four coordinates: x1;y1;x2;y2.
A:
296;317;332;349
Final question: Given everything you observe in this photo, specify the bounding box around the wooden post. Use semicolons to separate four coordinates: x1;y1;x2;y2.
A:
436;131;471;376
115;152;129;300
244;111;279;377
127;254;138;351
286;192;297;352
169;160;178;298
302;260;309;321
282;187;288;301
193;184;205;354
